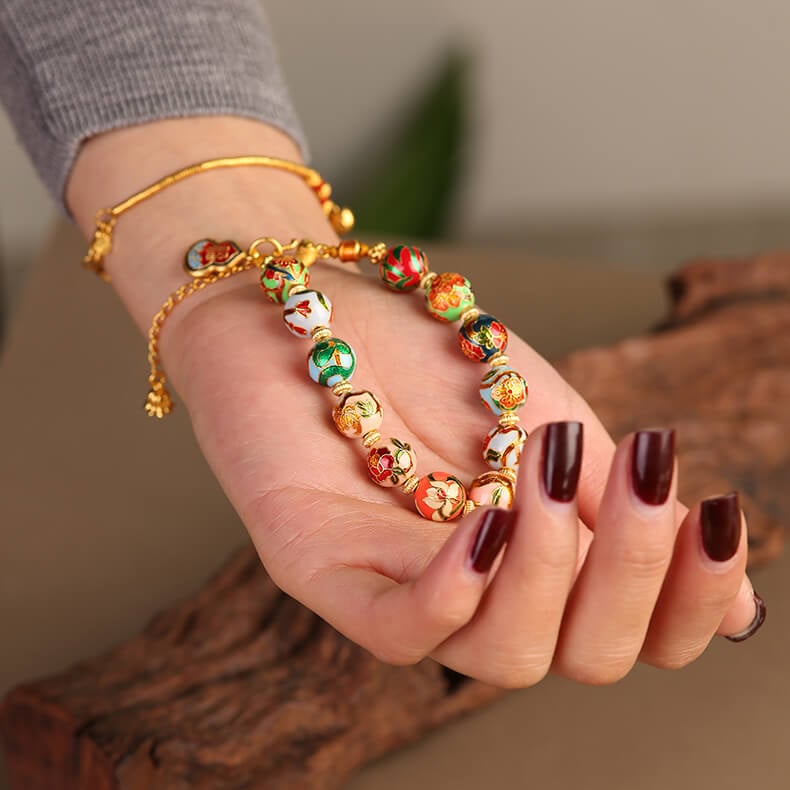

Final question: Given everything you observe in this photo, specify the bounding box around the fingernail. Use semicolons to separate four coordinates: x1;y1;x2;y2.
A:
469;507;516;573
542;421;584;503
725;591;766;642
631;429;675;505
701;491;742;562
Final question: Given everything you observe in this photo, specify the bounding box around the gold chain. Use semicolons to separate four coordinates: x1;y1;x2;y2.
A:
83;156;355;281
144;238;385;417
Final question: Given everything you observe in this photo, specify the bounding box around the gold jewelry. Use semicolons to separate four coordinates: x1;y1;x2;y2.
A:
143;237;529;521
82;156;355;281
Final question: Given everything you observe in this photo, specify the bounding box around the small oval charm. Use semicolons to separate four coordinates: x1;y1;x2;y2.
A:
414;472;467;522
185;239;242;276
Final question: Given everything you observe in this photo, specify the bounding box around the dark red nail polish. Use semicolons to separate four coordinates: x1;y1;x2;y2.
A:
542;422;583;503
631;429;675;505
469;508;516;573
725;591;766;642
701;492;742;562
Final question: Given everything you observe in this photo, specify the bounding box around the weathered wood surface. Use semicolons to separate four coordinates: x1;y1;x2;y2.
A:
2;256;787;789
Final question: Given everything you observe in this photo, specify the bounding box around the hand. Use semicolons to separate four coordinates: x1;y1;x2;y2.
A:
68;118;763;688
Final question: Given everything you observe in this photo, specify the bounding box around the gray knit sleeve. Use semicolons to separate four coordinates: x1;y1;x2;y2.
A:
0;0;307;212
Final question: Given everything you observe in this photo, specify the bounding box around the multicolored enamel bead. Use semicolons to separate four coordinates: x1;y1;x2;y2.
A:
459;314;508;362
414;472;467;522
185;239;241;275
468;471;515;509
260;257;310;304
425;272;475;322
283;290;333;338
307;338;356;387
479;367;528;415
332;390;383;438
367;438;416;487
483;425;528;470
379;245;427;291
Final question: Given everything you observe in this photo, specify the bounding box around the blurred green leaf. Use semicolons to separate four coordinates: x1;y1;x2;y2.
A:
348;49;470;239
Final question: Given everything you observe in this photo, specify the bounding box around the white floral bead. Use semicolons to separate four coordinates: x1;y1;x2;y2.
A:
482;425;528;470
283;290;333;338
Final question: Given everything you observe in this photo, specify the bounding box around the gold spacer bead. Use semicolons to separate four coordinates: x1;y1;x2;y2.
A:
463;499;479;516
367;242;388;264
498;412;521;428
499;467;518;485
296;241;318;266
338;240;362;262
331;380;353;398
362;430;381;448
460;306;481;325
489;353;509;367
419;271;437;291
311;326;332;343
289;284;308;297
400;475;420;495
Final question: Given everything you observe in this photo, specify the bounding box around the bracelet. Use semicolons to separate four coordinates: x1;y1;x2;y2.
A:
82;156;355;281
144;237;529;522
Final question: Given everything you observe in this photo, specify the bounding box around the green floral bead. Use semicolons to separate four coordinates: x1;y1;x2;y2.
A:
425;272;475;322
307;338;356;387
260;257;310;304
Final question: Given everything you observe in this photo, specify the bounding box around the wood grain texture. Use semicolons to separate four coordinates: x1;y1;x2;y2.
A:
2;256;786;788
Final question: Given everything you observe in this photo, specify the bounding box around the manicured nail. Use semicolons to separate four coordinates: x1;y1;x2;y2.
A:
542;421;584;503
469;508;516;573
701;491;742;562
725;591;766;643
631;429;675;505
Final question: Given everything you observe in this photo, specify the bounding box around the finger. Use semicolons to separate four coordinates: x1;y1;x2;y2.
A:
298;505;516;665
431;421;583;688
553;429;678;684
640;492;753;667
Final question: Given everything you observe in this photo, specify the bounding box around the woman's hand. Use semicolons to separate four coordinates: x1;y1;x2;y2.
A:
67;117;762;688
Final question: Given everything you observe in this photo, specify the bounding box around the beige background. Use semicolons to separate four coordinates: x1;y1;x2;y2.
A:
1;228;787;788
4;1;790;279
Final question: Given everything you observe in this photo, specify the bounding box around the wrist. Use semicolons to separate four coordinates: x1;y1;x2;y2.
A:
67;117;339;332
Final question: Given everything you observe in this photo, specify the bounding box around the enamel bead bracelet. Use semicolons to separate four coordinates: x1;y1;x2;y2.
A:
145;237;529;522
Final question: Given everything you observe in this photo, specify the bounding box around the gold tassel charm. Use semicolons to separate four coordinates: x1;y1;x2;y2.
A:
145;379;174;419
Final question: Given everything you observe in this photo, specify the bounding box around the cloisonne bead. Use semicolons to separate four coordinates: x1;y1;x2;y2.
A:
283;290;333;338
379;245;428;291
307;338;356;387
458;314;508;362
468;471;515;509
367;438;417;487
479;367;528;415
483;424;528;470
414;472;467;522
260;257;310;303
425;272;475;322
332;391;384;438
185;239;241;274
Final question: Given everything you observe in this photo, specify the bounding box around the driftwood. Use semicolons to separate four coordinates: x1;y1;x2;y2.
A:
1;255;787;788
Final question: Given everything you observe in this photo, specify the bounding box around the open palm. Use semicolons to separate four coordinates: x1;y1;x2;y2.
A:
161;255;755;686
